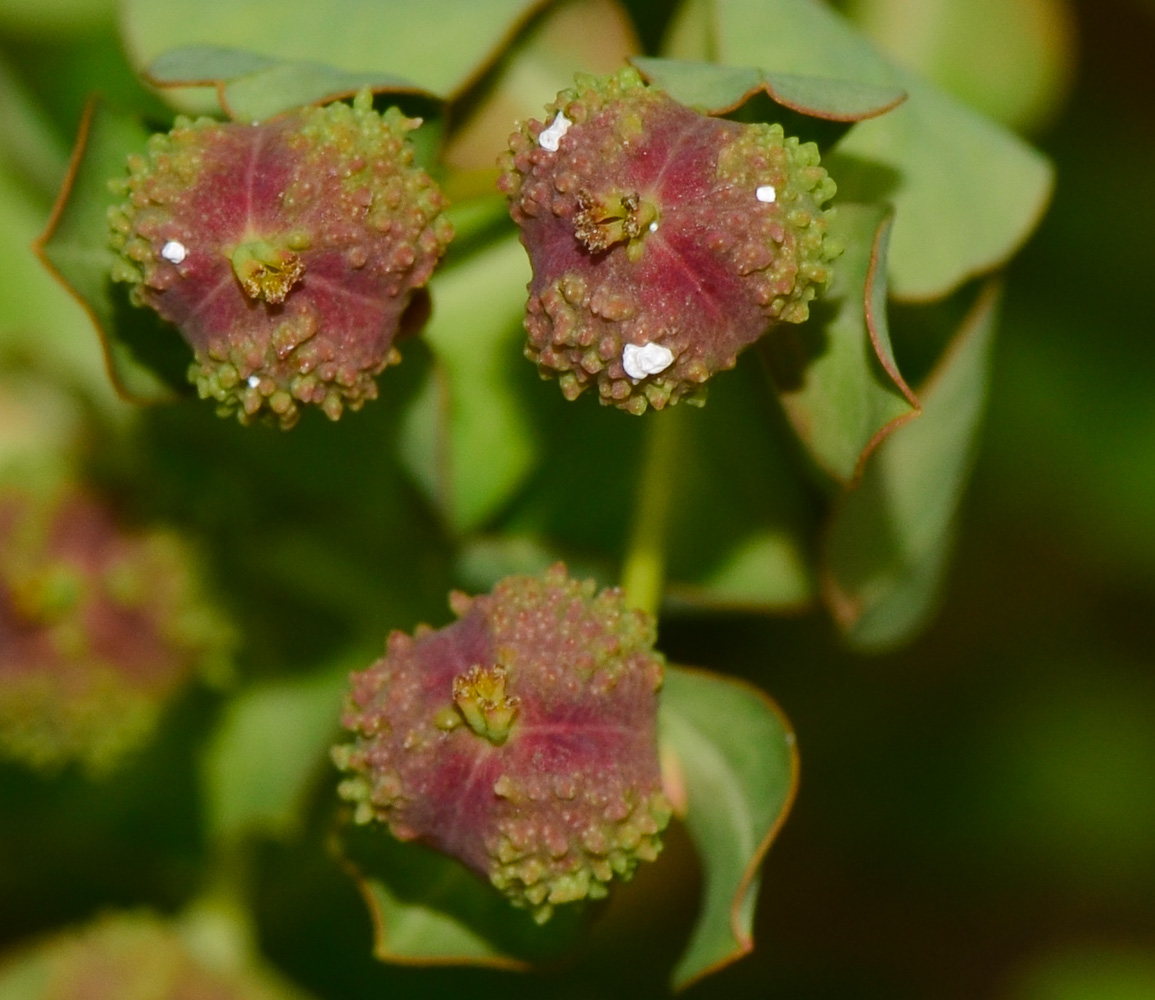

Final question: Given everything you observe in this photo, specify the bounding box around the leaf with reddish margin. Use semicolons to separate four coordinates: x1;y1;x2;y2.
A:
762;201;920;485
823;280;1001;649
632;56;906;121
660;664;799;990
35;99;189;404
334;813;587;969
664;0;1053;301
145;45;427;123
121;0;549;105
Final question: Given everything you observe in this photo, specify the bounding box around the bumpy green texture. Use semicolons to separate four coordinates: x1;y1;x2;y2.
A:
500;68;839;413
0;912;300;1000
0;486;229;774
333;564;671;923
108;91;452;428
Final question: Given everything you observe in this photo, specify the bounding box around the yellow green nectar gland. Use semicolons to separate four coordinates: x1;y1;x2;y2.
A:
228;236;308;304
573;189;659;262
451;664;520;746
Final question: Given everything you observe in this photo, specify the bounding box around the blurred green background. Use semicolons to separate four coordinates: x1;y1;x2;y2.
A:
2;1;1154;998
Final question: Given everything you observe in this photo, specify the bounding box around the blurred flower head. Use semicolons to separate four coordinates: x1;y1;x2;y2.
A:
0;483;232;775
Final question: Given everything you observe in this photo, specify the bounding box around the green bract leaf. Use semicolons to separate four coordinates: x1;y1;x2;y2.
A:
35;100;189;403
121;0;547;102
762;201;919;484
203;665;349;843
823;281;1001;649
336;822;585;969
846;0;1075;133
665;0;1053;300
665;360;817;611
145;45;426;123
397;227;538;535
659;665;798;990
631;55;905;121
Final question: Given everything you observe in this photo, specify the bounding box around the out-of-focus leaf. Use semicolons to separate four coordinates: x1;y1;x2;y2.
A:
203;665;350;843
121;0;547;102
659;665;798;990
1007;947;1155;1000
0;167;123;411
665;358;817;611
846;0;1076;134
632;56;905;121
665;0;1053;301
397;228;538;535
336;822;585;968
444;0;640;172
0;57;70;200
145;45;425;123
0;0;114;35
823;281;1000;649
763;201;919;484
35;100;190;403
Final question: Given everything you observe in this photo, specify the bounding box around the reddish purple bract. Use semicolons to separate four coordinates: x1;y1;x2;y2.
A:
109;91;452;427
333;564;671;922
500;68;839;413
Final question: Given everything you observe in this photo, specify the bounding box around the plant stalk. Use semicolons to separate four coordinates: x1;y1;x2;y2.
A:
621;406;684;618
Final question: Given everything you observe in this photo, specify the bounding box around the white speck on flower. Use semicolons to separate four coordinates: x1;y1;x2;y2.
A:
538;112;573;152
755;185;777;204
247;375;260;389
648;220;659;233
160;240;188;264
622;342;674;380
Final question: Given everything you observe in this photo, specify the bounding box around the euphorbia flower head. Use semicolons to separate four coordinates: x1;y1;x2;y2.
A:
333;564;671;923
0;486;229;774
109;90;453;427
500;67;839;413
3;912;300;1000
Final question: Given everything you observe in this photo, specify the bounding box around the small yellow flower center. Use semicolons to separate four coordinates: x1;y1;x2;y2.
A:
229;236;308;303
573;189;658;261
450;664;520;746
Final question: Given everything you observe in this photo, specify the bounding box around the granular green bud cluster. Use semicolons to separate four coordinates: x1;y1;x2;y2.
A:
108;90;453;428
333;564;671;923
0;485;229;774
500;67;839;414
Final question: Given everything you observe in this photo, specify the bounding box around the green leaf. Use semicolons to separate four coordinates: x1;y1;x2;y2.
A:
146;45;426;123
35;100;190;403
845;0;1075;133
0;57;71;201
203;665;350;843
336;821;585;968
444;0;641;172
632;56;905;121
659;665;798;990
823;281;1001;649
0;168;124;413
665;358;818;611
397;227;539;535
666;0;1053;300
762;201;919;484
121;0;546;102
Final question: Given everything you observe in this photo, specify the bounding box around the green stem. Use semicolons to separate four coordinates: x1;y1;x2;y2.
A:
621;406;684;617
